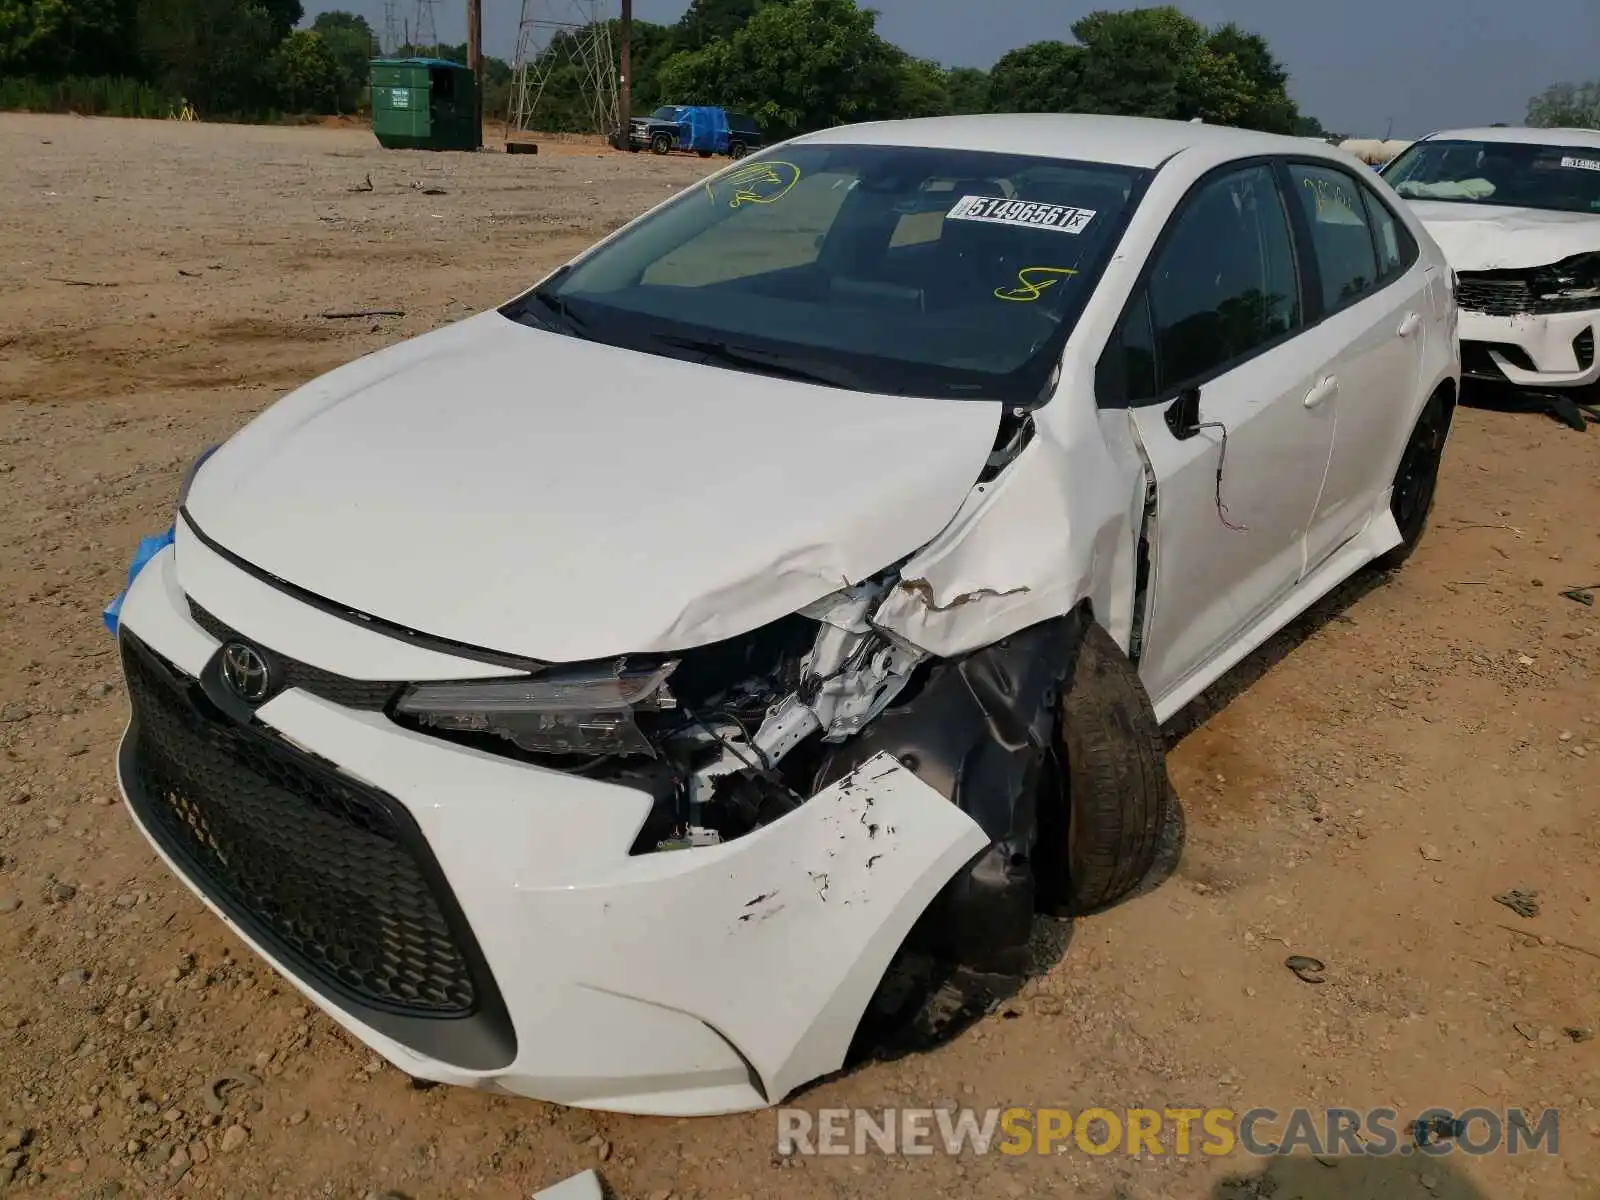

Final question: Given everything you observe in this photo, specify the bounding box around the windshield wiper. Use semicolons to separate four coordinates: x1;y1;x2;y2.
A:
504;287;589;337
648;334;863;390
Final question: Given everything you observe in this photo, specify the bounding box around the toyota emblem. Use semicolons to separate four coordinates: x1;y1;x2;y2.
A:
219;642;272;703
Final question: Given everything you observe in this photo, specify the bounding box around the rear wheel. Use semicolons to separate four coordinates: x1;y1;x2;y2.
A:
1037;620;1170;915
1377;386;1453;569
650;132;672;155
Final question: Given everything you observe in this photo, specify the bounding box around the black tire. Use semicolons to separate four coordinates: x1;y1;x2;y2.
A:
650;132;672;155
628;145;641;153
729;140;748;159
697;149;713;158
1376;386;1453;570
1038;620;1170;915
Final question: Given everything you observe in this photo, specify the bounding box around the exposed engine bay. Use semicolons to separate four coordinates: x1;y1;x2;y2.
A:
612;575;931;853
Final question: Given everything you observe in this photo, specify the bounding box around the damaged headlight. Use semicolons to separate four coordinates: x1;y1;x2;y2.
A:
395;660;678;757
1537;252;1600;302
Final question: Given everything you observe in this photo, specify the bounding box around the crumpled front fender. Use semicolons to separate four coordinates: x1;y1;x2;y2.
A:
872;418;1142;657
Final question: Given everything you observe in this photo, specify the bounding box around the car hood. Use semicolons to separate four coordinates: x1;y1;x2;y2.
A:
184;312;1001;663
1407;200;1600;271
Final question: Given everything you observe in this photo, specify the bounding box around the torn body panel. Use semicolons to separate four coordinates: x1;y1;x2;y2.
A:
813;614;1086;975
872;404;1147;660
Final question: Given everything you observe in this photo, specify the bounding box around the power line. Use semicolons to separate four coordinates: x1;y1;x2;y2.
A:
510;0;621;138
413;0;439;56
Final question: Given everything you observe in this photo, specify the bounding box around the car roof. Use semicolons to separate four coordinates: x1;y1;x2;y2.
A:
793;113;1345;170
1418;125;1600;150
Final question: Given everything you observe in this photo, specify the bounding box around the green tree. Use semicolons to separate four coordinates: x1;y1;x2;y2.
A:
137;0;282;115
0;0;140;77
985;8;1302;131
310;10;374;110
1527;81;1600;128
656;0;904;137
674;0;766;52
894;55;951;120
945;66;990;115
1071;6;1204;119
272;28;344;111
256;0;299;39
1203;22;1298;132
988;40;1084;113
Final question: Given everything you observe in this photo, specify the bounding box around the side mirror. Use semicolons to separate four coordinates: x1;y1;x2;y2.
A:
1164;386;1203;441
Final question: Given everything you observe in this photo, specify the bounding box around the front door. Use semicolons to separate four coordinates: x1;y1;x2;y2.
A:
1099;163;1334;710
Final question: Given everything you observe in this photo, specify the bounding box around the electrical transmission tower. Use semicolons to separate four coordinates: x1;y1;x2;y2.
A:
510;0;621;137
381;0;403;55
413;0;439;55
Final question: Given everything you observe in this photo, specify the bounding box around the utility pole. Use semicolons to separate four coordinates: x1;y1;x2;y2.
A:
467;0;484;148
619;0;632;132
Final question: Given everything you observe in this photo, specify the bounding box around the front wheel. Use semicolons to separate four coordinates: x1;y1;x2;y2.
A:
1376;387;1453;570
729;141;748;159
1036;621;1170;915
650;132;672;155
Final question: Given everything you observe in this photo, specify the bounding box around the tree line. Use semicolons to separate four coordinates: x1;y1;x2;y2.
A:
1527;81;1600;130
1;0;1329;136
541;0;1328;139
0;0;380;119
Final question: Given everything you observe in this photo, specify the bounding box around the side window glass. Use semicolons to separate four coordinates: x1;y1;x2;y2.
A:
1359;185;1414;279
1148;165;1300;388
1289;164;1380;309
1095;289;1158;408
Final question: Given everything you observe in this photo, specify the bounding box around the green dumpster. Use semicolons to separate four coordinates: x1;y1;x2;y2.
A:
370;58;481;152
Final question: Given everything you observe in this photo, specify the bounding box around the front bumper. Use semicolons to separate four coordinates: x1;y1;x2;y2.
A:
1458;306;1600;388
113;542;988;1115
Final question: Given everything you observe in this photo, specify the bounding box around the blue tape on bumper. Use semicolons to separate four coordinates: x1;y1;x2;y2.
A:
103;524;176;635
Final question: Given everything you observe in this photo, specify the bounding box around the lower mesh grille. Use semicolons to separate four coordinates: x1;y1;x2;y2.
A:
120;632;481;1016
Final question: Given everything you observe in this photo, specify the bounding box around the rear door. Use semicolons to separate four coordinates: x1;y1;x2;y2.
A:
1099;163;1333;706
1282;161;1430;574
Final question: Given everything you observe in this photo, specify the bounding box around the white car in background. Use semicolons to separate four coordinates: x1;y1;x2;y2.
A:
107;114;1458;1117
1384;126;1600;415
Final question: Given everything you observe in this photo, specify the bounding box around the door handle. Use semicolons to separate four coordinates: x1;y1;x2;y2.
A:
1303;375;1339;409
1398;312;1423;338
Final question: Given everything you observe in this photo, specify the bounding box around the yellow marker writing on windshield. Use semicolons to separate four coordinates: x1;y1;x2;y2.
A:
706;160;802;208
995;266;1079;302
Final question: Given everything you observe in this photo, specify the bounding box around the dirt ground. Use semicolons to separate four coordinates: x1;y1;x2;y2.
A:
0;113;1597;1200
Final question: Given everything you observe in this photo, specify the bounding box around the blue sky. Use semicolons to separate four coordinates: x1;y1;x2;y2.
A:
314;0;1600;137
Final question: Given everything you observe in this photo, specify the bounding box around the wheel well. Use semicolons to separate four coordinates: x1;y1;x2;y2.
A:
1436;376;1458;415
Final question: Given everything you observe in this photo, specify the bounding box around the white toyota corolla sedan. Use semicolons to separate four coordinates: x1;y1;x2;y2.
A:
1383;126;1600;408
107;114;1459;1116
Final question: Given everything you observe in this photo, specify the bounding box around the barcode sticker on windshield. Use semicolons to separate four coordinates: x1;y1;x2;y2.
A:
1560;155;1600;172
947;195;1097;235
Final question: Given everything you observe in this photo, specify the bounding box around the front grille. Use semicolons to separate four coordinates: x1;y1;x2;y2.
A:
187;600;401;711
1457;271;1600;317
121;632;481;1016
1576;328;1595;370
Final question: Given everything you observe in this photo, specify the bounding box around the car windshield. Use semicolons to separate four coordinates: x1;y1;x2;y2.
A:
649;106;679;121
504;142;1149;404
1384;139;1600;214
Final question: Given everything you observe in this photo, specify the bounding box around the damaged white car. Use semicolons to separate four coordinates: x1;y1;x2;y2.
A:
1384;126;1600;417
108;114;1459;1117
